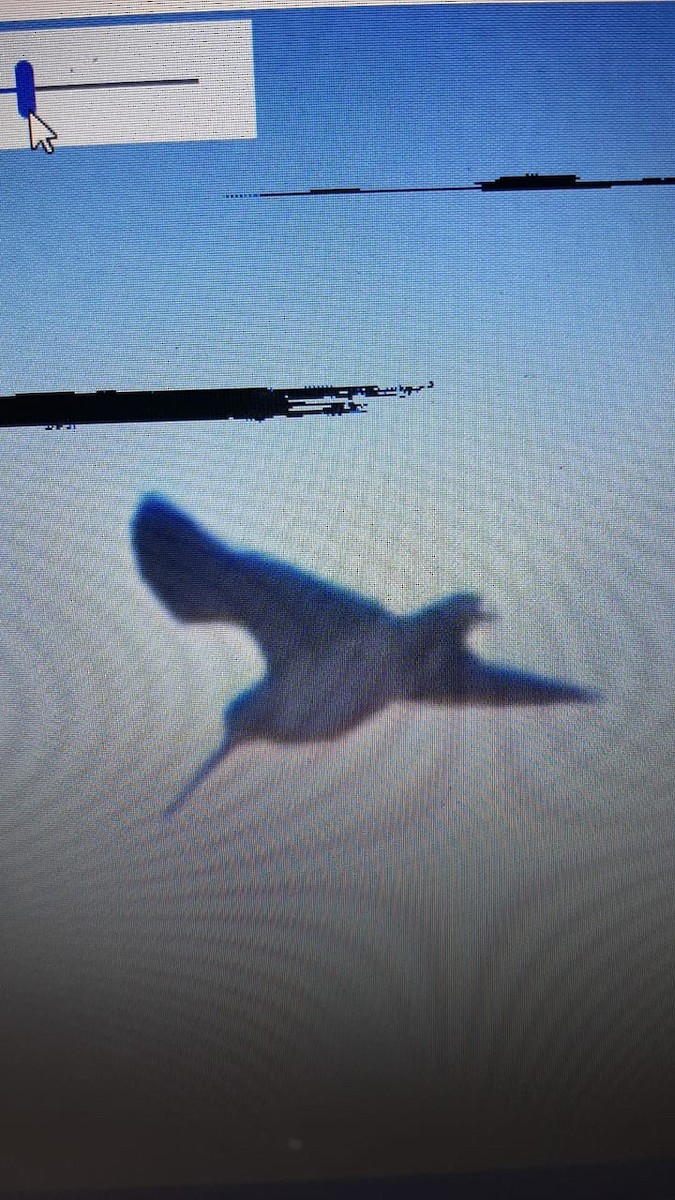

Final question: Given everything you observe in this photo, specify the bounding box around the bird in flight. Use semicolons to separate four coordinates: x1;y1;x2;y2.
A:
132;495;598;817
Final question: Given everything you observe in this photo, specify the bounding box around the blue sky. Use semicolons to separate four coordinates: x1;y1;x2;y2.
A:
0;2;673;395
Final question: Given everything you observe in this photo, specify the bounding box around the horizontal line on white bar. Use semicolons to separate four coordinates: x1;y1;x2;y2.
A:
1;0;664;24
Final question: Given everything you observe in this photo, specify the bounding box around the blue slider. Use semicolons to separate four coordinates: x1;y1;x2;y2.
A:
15;60;36;119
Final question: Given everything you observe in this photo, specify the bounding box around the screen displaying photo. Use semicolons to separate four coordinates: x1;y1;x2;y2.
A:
1;2;673;1191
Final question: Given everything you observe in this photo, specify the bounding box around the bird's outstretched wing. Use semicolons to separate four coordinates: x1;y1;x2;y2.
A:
131;495;385;665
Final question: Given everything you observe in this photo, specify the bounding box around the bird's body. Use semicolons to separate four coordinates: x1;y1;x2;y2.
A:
132;495;598;815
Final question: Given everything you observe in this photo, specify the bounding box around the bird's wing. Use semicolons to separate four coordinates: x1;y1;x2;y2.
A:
131;495;385;666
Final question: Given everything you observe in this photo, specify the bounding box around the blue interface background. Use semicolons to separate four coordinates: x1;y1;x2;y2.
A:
0;3;673;395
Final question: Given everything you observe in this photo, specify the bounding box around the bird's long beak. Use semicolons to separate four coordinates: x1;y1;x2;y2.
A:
164;731;232;818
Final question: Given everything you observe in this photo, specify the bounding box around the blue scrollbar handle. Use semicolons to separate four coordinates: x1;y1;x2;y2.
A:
15;60;36;119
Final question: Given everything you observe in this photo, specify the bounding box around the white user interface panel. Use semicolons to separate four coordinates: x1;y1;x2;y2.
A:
0;20;256;151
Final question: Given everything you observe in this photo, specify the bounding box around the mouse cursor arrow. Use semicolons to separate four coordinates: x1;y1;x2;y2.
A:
28;111;57;154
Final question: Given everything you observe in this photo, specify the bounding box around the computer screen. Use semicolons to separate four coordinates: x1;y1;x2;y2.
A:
1;0;673;1193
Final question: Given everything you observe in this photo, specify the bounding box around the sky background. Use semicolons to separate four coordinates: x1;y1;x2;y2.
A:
0;3;674;1192
1;2;674;394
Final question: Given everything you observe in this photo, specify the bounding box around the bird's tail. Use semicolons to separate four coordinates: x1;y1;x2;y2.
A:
164;728;232;819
